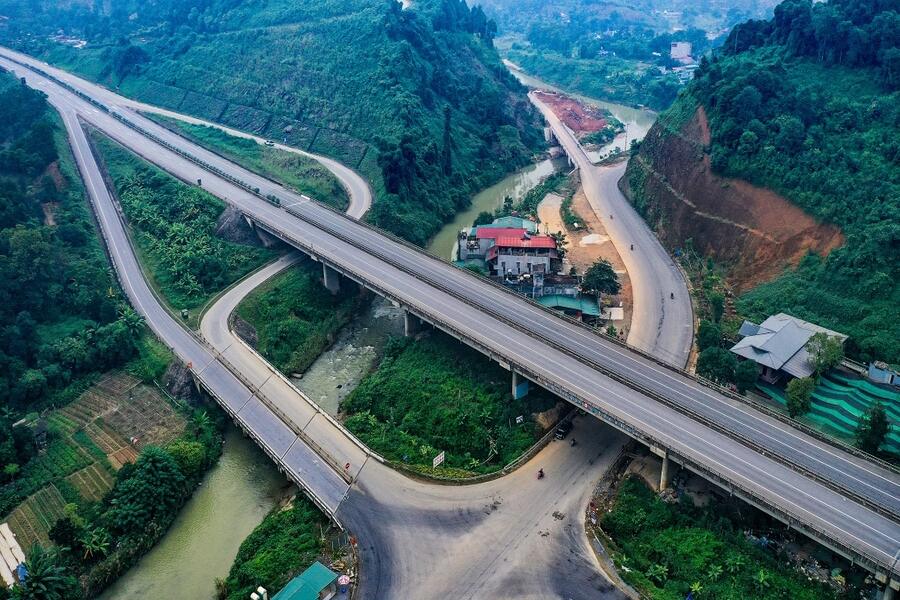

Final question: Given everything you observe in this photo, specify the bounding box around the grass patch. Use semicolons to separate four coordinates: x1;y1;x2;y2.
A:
90;131;277;319
146;114;349;210
342;334;556;476
602;476;845;600
236;260;362;375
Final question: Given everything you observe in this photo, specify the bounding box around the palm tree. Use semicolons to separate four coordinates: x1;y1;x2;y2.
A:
690;581;703;595
754;568;772;591
193;410;211;432
81;528;111;561
707;564;723;582
646;563;668;584
14;545;77;600
117;305;145;337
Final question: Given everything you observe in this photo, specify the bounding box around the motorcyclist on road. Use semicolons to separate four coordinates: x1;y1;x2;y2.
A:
538;468;545;479
670;292;674;300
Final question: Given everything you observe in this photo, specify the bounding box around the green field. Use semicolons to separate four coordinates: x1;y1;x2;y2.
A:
342;334;556;476
145;114;350;210
601;476;844;600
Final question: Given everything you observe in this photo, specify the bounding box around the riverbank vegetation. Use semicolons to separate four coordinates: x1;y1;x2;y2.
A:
218;496;332;600
0;367;226;599
235;261;363;375
601;476;844;600
3;0;545;246
90;133;277;321
685;0;900;364
342;334;556;476
144;115;349;211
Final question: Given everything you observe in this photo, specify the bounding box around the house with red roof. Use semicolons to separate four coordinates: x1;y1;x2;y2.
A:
457;222;560;277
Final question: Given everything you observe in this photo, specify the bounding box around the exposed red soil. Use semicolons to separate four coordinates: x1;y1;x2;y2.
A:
623;106;844;292
533;90;608;135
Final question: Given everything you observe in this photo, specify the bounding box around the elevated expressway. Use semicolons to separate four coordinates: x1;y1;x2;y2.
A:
3;48;897;587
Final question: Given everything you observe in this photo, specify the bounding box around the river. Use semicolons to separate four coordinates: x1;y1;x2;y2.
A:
426;157;568;260
427;64;657;261
98;428;286;600
293;297;405;416
505;61;657;161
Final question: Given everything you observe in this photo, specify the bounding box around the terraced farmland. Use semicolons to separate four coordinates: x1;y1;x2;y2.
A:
103;384;185;447
66;464;115;502
1;371;188;549
6;486;67;551
758;371;900;454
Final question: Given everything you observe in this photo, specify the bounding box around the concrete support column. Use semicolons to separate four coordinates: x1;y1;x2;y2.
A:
885;584;896;600
403;310;420;338
322;263;340;294
512;371;530;400
660;451;672;490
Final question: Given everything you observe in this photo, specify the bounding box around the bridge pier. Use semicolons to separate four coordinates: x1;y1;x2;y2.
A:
322;263;341;294
543;126;555;143
403;310;421;337
512;371;530;400
660;450;672;490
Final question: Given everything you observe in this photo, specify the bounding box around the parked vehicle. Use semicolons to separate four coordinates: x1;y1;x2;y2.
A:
554;421;572;440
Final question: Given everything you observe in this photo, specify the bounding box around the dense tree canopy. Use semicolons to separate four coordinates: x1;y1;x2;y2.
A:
682;0;900;363
1;0;544;246
0;72;139;479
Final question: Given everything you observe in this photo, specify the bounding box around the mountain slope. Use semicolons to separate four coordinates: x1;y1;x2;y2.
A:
624;0;900;362
1;0;543;244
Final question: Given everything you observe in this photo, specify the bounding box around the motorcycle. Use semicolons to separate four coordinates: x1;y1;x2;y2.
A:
537;469;545;480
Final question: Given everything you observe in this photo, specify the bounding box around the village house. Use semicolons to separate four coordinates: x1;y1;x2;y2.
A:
729;313;847;383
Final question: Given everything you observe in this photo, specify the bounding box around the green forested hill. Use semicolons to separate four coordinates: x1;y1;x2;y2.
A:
632;0;900;362
1;0;543;245
0;70;140;479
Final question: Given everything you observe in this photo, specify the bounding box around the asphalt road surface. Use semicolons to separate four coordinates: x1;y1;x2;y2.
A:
3;49;898;582
530;92;693;369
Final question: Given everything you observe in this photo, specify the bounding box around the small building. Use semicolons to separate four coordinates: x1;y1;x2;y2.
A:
730;313;847;383
458;226;528;263
538;294;600;321
272;562;339;600
670;41;692;60
869;361;900;388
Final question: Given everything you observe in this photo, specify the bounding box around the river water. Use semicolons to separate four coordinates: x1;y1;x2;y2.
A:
505;62;657;161
426;157;568;260
98;428;286;600
293;297;405;416
427;65;657;261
